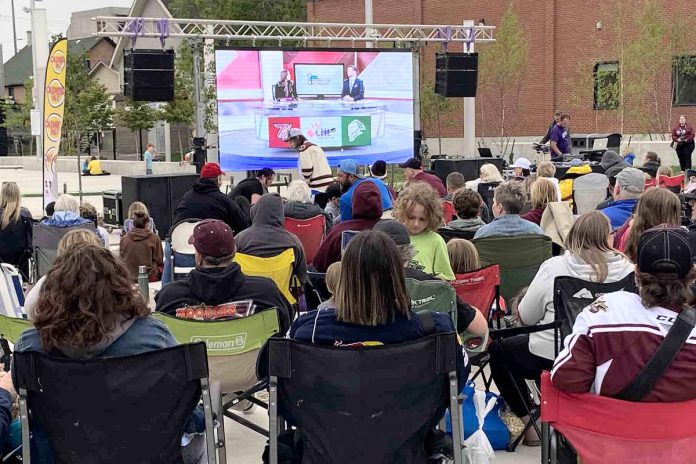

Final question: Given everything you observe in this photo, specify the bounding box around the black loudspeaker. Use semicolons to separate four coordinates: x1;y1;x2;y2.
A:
431;157;505;183
124;49;175;102
121;173;199;239
0;128;7;156
435;52;478;97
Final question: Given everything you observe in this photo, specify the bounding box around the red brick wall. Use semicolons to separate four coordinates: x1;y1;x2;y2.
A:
88;39;116;70
309;0;696;137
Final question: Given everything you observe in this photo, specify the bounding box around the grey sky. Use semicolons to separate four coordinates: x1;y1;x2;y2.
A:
1;0;133;62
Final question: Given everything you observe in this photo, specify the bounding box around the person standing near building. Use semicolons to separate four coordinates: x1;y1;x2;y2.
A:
540;112;562;144
284;128;334;208
672;115;695;171
143;144;156;175
549;114;571;161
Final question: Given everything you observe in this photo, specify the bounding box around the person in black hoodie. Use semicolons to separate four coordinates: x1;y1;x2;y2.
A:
155;219;291;332
173;163;249;234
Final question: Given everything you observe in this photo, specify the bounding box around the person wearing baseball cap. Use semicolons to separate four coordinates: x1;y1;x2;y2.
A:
284;128;333;206
599;167;645;230
399;157;447;197
337;159;394;221
509;157;532;177
173;162;249;235
155;219;291;330
552;225;696;402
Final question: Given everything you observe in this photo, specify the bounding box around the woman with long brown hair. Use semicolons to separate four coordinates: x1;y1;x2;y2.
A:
488;211;634;445
621;188;682;261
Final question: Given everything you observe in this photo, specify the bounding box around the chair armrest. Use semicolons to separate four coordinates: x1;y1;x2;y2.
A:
489;322;559;340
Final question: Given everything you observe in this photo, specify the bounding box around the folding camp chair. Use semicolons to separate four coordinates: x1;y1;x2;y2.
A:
267;334;465;464
304;271;330;310
284;215;325;265
552;273;637;357
477;182;501;216
473;234;552;310
13;342;226;464
234;248;298;305
405;278;457;325
154;309;280;438
0;264;26;319
166;218;201;282
541;372;696;464
572;173;609;214
656;173;685;194
32;222;96;279
442;200;456;225
437;227;476;243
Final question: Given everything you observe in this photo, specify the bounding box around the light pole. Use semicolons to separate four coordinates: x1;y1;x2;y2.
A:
27;0;48;158
10;0;17;55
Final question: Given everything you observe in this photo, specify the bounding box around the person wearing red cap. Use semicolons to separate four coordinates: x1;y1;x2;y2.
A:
155;219;291;331
173;163;249;234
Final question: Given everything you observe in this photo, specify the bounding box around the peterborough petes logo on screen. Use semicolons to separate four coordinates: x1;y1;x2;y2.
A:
273;123;293;141
347;119;366;143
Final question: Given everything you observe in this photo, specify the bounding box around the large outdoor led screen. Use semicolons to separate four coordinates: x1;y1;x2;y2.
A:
216;48;415;171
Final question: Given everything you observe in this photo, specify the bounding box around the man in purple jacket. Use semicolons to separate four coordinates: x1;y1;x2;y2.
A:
549;114;571;161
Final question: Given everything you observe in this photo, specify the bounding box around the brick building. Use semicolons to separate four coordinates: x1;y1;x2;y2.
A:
308;0;696;142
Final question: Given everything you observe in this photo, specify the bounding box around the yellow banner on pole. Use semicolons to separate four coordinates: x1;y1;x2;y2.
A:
42;38;67;205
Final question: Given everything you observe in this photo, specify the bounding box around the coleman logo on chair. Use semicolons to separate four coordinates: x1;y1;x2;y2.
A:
191;333;248;353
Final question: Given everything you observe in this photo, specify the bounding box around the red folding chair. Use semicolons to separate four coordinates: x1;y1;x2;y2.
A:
441;200;456;225
541;371;696;464
284;215;325;265
644;178;656;189
656;173;685;194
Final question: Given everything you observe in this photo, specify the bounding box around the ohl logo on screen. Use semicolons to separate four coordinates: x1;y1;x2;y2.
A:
50;50;66;74
45;114;63;142
46;79;65;108
306;122;336;139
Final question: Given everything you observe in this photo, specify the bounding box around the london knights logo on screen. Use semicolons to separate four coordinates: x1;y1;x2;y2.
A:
267;116;371;149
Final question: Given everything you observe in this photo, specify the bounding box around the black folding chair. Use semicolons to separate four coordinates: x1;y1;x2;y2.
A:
304;271;330;310
267;334;465;464
32;222;96;279
477;182;501;218
437;227;476;243
553;273;637;357
14;343;225;464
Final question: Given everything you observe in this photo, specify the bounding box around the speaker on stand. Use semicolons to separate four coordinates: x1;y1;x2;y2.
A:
435;52;479;98
124;49;175;102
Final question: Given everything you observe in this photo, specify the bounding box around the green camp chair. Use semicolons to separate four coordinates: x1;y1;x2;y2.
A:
0;314;32;343
405;278;457;326
153;309;280;437
473;234;553;313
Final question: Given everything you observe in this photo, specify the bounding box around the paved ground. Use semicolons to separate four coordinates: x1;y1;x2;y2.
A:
9;166;539;463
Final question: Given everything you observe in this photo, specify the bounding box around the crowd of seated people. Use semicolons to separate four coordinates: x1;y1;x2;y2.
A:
10;150;696;461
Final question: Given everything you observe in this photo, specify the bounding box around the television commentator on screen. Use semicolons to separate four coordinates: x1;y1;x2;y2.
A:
341;65;365;101
275;69;298;101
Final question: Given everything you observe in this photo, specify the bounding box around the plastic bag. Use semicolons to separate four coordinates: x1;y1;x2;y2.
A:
463;389;497;464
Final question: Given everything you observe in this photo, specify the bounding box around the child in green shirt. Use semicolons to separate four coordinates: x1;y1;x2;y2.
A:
394;182;455;280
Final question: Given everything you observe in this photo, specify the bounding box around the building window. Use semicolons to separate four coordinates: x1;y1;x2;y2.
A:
673;55;696;106
593;62;619;110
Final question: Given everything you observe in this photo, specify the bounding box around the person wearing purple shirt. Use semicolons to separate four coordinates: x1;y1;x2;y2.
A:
549;114;571;161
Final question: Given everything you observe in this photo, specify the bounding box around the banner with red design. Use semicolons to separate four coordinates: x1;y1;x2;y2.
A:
42;38;67;205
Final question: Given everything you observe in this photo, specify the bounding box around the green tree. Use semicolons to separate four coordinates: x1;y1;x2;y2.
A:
420;80;456;156
169;0;306;22
161;42;195;155
0;79;33;155
115;99;160;156
477;3;528;156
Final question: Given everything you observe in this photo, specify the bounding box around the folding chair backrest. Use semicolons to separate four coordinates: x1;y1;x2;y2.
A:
0;264;25;319
644;178;656;189
284;215;325;265
442;200;456;225
451;264;501;320
405;278;457;325
478;182;501;213
473;234;552;303
573;173;609;215
553;274;637;355
437;227;476;243
234;249;296;304
541;371;696;464
0;313;32;343
657;173;684;194
14;343;209;464
32;222;96;278
167;219;200;280
267;334;461;464
154;310;279;393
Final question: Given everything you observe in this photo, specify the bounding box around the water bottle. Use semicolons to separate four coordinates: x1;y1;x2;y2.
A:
138;265;149;302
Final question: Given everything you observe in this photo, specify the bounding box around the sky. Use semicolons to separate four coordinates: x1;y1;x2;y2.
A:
0;0;133;63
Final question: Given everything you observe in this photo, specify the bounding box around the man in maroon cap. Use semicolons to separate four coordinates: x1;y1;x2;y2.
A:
155;219;291;331
173;162;249;233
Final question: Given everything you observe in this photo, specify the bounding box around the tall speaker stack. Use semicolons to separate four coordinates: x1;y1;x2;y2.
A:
124;49;175;102
435;52;478;98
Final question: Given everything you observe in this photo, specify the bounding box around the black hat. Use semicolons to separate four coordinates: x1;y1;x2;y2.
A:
637;225;694;279
370;160;387;179
398;157;422;170
373;219;411;246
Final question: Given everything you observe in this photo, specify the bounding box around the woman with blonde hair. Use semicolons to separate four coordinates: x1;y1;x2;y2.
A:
24;229;102;318
0;182;33;275
620;188;682;260
466;163;504;191
122;201;157;235
447;239;480;274
488;210;633;445
536;161;562;201
521;178;558;225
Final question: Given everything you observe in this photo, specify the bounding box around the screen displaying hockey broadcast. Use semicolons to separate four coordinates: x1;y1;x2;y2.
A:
216;48;415;171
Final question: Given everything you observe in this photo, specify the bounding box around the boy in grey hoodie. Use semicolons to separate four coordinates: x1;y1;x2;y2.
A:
446;188;486;233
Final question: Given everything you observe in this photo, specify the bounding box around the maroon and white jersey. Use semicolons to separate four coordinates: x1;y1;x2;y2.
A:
551;291;696;402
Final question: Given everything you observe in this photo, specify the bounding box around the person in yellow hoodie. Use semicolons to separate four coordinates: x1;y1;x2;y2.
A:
559;159;592;208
